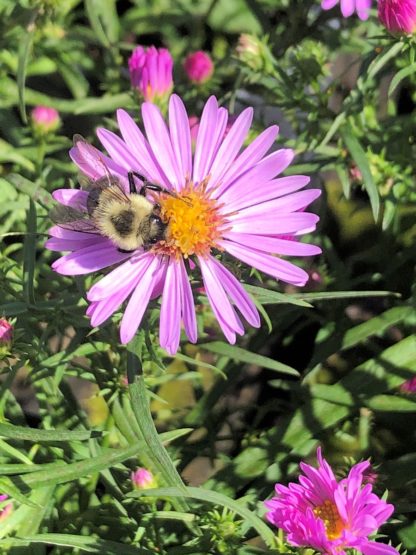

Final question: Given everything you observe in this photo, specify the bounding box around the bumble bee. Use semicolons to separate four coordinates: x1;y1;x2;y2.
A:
51;135;177;252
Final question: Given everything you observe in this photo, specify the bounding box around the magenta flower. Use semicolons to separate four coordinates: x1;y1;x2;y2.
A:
0;494;12;522
183;51;214;84
128;46;173;103
0;318;13;345
378;0;416;34
399;376;416;393
131;468;157;489
31;106;60;134
264;448;399;555
321;0;373;19
47;95;321;354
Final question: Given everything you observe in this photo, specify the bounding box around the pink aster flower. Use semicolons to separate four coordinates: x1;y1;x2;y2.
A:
264;448;399;555
0;494;12;522
31;105;60;134
128;46;173;103
378;0;416;34
321;0;373;20
0;318;13;346
47;95;321;354
183;51;214;84
131;467;157;489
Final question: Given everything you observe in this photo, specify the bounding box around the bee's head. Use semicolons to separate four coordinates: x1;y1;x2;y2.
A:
147;215;167;245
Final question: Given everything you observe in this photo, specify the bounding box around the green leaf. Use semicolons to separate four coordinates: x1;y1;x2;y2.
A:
367;42;405;80
365;394;416;412
388;62;416;97
0;423;102;442
0;534;152;555
14;430;183;490
17;12;36;122
340;122;379;221
0;477;38;508
23;199;37;305
85;0;120;48
201;342;299;376
245;284;312;307
128;486;275;546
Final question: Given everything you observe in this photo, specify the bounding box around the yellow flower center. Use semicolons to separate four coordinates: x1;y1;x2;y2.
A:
313;500;344;540
154;177;226;258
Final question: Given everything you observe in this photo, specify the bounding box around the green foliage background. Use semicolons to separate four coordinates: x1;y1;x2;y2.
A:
0;0;415;553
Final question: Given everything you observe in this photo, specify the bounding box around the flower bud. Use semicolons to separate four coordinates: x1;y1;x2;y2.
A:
183;51;214;84
235;34;273;72
0;318;13;356
0;494;12;522
131;467;157;490
400;376;416;394
128;46;173;104
378;0;416;34
31;106;60;135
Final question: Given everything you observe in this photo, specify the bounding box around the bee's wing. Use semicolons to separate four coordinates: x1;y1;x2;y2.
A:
73;134;112;182
50;204;98;234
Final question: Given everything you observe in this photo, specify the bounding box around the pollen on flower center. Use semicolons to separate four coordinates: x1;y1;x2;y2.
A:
313;500;344;540
155;177;226;258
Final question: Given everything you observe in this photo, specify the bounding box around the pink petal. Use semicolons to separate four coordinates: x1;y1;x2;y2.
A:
226;175;311;212
219;125;279;192
178;258;197;343
198;255;244;342
69;144;126;184
52;189;88;210
48;226;97;240
89;279;139;327
169;95;192;189
224;232;322;256
87;253;150;301
208;107;253;192
97;127;142;175
228;211;320;235
208;257;260;327
116;109;167;185
193;96;222;184
52;243;131;275
220;239;310;286
361;541;400;555
142;102;181;189
227;189;321;221
120;255;162;344
160;258;182;354
45;236;101;252
218;149;295;204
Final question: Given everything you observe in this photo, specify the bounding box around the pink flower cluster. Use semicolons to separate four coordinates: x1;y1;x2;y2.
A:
183;51;214;84
265;449;398;555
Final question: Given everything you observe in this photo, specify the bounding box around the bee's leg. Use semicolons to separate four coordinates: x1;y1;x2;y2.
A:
117;247;134;254
128;171;141;194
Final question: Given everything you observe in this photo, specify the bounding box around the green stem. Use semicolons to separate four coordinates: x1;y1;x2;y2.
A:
126;347;193;519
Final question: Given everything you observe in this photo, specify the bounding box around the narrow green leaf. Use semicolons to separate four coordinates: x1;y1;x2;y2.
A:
14;430;182;490
0;423;102;442
23;199;37;305
4;534;152;555
0;477;38;508
340;122;379;221
388;63;416;96
128;486;275;546
367;42;405;80
245;284;312;307
202;342;299;376
365;394;416;412
17;12;36;122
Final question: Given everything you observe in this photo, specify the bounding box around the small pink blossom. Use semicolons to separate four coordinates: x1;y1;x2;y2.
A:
378;0;416;34
183;51;214;84
31;106;60;134
0;494;12;522
321;0;373;20
400;376;416;394
131;468;157;489
128;46;173;103
265;448;399;555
